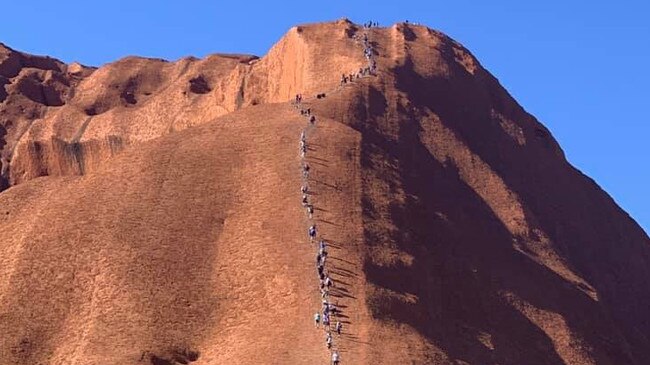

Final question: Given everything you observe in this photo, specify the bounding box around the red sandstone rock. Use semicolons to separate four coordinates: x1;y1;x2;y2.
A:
0;20;648;365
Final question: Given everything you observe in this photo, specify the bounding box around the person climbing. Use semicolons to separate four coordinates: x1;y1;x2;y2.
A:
303;163;310;178
341;74;347;85
319;239;326;251
307;204;314;219
326;332;333;349
335;321;342;335
325;276;333;288
306;108;311;115
309;115;316;124
300;130;306;142
302;194;309;207
301;144;307;158
332;351;340;365
314;312;321;328
329;303;338;315
318;264;324;277
323;312;330;327
309;225;317;241
301;184;308;194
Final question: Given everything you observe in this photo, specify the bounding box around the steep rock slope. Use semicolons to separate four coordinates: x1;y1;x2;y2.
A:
0;20;648;365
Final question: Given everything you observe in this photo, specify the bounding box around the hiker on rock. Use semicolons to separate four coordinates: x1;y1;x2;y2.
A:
307;204;314;219
335;321;342;335
302;194;309;207
326;332;333;349
301;184;308;194
332;351;340;365
309;225;317;241
310;115;316;124
314;312;321;328
329;303;338;315
325;276;333;288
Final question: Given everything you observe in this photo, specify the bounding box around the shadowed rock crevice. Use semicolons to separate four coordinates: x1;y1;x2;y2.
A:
188;75;211;94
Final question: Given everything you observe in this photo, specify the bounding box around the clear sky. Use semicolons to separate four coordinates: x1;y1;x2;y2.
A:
2;1;648;233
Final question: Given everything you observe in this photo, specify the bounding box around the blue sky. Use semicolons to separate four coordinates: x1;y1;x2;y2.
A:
1;1;648;233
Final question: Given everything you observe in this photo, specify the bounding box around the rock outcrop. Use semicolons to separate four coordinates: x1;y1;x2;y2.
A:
0;20;648;365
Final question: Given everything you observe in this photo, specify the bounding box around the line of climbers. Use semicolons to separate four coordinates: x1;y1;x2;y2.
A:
341;25;378;85
292;21;380;365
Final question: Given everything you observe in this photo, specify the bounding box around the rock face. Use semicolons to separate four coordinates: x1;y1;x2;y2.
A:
0;19;648;365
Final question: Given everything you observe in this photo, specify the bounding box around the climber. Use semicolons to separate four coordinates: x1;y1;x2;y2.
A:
323;312;330;327
307;204;314;219
301;184;308;194
302;194;309;207
300;130;306;142
314;312;321;328
326;332;333;349
309;115;316;124
335;321;342;335
332;351;340;365
319;239;326;251
309;225;317;241
306;108;311;115
325;276;333;288
329;303;338;315
341;74;347;85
